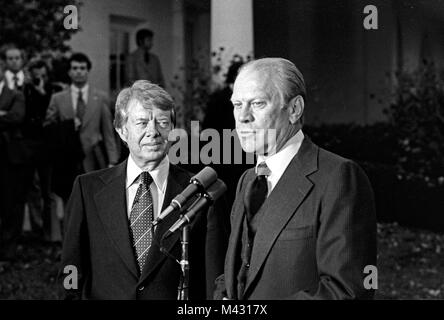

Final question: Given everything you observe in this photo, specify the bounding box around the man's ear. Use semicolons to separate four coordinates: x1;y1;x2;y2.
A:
288;95;304;125
116;125;128;144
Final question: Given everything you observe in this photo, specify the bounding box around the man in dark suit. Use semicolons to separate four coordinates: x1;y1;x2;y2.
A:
126;29;164;87
23;60;63;240
60;80;228;299
214;58;377;300
0;57;27;263
45;53;119;200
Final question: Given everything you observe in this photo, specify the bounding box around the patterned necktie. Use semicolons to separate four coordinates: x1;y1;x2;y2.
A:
76;90;86;124
244;162;271;222
130;171;154;274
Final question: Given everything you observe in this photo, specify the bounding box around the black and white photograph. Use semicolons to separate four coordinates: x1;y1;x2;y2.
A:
0;0;443;306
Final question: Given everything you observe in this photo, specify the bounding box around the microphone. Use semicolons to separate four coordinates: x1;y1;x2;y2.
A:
153;166;218;226
163;179;227;238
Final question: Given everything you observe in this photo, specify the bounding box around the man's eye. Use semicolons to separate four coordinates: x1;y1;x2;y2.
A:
157;121;169;128
232;102;242;109
251;101;265;108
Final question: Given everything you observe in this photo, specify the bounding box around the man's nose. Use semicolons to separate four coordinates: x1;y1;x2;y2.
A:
145;119;160;136
237;104;254;123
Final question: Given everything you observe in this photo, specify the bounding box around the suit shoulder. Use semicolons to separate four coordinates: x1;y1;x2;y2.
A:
170;164;194;180
77;165;121;185
51;89;69;101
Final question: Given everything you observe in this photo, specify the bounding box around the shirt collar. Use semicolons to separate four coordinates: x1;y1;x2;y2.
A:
5;70;25;86
71;84;89;95
126;154;169;193
256;129;304;178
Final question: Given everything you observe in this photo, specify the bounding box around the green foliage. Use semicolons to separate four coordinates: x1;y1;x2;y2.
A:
385;61;444;187
170;48;250;131
0;0;82;54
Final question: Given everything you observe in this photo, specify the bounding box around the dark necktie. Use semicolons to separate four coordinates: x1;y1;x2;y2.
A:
13;75;19;90
129;172;154;274
76;90;86;124
244;162;271;223
144;51;150;64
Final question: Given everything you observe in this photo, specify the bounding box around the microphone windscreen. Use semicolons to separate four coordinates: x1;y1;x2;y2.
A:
191;166;218;188
206;179;227;201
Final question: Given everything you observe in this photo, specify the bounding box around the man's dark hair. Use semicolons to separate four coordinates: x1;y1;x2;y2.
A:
28;59;49;72
69;52;92;70
136;29;154;47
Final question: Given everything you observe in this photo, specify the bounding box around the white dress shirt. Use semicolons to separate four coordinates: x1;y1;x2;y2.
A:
70;84;89;113
0;80;5;95
5;70;25;90
126;155;169;219
256;129;305;196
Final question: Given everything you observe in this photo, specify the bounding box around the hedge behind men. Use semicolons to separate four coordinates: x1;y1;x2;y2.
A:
60;80;228;299
215;58;377;300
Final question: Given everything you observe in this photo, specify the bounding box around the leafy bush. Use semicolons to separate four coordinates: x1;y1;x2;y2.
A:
385;61;444;187
0;0;82;54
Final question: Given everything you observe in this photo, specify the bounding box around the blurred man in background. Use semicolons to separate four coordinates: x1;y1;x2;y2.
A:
3;45;27;92
126;29;164;88
44;52;118;202
0;56;27;264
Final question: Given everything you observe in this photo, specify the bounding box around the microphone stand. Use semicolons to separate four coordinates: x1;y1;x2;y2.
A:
177;224;190;300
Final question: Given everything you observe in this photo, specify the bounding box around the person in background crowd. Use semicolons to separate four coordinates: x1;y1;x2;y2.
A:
0;56;27;265
44;52;119;202
22;60;64;241
3;45;27;92
126;29;164;88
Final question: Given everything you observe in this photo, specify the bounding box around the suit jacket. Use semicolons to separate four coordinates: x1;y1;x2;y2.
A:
126;48;164;87
0;86;28;164
60;161;229;300
45;86;118;171
216;136;377;300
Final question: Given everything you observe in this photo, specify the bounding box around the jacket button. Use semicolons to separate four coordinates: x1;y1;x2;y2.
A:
138;286;144;291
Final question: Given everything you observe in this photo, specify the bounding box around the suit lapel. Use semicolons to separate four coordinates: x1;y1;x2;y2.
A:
138;164;191;284
93;161;139;278
243;137;319;296
82;87;97;127
0;87;13;110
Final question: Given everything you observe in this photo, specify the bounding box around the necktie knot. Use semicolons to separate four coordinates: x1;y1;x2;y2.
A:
140;171;153;186
256;162;271;177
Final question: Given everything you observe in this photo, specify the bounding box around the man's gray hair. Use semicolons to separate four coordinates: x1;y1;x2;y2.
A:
114;80;176;129
239;57;306;105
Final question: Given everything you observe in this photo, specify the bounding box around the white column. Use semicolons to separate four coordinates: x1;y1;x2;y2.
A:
211;0;254;84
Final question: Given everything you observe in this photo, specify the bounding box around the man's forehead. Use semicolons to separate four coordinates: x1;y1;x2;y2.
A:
233;69;275;97
6;49;21;58
128;99;170;116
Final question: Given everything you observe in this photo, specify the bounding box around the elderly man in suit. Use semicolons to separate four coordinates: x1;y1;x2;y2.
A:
0;57;27;263
60;80;229;299
45;53;118;197
214;57;377;300
126;29;164;87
